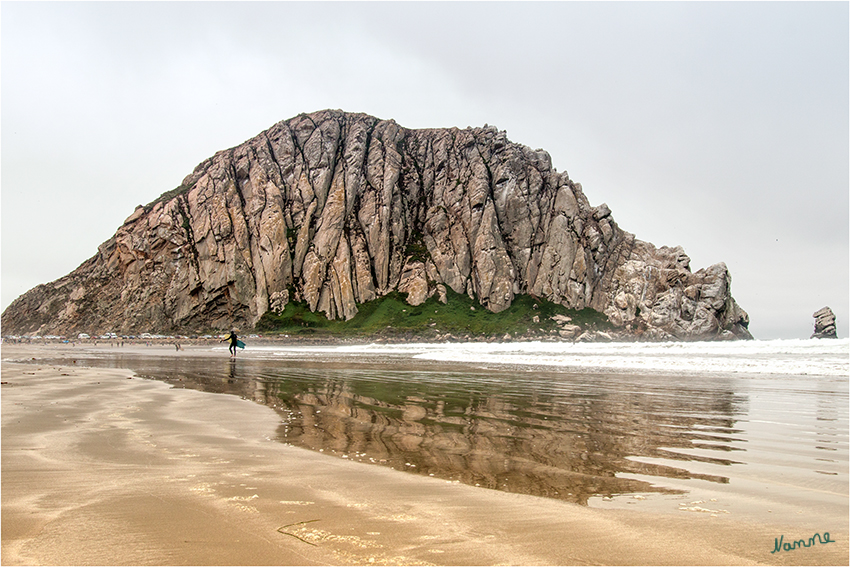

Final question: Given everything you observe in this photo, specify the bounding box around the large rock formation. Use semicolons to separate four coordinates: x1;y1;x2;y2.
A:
1;110;751;340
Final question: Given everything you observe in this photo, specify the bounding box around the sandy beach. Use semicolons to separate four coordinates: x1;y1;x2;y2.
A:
2;344;847;565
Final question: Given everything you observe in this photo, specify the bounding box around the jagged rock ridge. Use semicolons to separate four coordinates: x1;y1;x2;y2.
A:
1;110;751;340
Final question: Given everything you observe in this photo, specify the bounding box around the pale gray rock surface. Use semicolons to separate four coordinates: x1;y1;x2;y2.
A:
812;307;837;339
2;110;751;340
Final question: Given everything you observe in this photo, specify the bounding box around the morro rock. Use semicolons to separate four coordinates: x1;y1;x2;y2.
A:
811;307;837;339
1;110;751;340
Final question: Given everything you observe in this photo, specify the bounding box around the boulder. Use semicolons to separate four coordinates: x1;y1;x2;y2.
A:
812;307;837;339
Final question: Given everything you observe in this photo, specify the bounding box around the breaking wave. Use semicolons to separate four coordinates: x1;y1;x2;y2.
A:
256;338;849;377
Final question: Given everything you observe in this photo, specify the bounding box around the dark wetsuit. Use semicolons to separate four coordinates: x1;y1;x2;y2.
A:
227;332;238;356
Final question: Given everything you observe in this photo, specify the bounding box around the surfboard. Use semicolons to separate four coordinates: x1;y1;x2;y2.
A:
236;340;246;349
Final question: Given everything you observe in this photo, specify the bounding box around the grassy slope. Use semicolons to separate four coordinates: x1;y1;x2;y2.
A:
255;289;611;340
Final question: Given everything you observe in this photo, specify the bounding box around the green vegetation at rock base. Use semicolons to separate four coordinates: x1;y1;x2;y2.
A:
255;288;612;340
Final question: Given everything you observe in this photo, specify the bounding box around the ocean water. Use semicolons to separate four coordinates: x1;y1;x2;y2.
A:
252;337;850;376
35;338;849;522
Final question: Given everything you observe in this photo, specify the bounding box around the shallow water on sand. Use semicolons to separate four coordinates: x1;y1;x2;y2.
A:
36;339;848;525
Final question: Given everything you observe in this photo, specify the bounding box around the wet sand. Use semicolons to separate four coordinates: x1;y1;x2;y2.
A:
3;344;847;565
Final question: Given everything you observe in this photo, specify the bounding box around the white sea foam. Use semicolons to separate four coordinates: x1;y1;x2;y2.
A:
251;338;850;377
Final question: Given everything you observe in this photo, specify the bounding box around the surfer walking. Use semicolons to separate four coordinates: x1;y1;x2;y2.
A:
222;330;238;358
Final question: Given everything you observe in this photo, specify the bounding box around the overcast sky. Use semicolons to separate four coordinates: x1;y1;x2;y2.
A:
2;1;847;339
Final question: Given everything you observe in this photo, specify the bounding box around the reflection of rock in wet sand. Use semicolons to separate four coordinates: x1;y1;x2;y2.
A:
261;370;741;505
35;353;743;505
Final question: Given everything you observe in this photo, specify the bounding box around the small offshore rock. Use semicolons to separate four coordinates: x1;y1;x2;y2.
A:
811;306;837;339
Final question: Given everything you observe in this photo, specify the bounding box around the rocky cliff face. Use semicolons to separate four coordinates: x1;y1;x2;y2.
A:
2;110;751;340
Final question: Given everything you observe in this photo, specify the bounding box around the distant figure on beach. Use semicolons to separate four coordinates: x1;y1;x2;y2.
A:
222;331;238;357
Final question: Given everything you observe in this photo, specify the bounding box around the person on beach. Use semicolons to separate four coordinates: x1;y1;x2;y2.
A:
222;330;238;357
